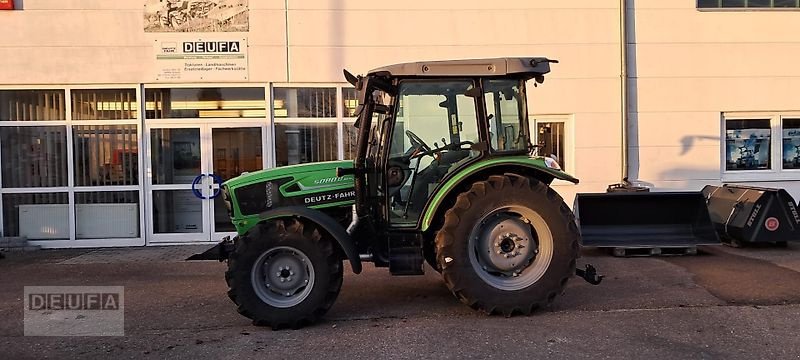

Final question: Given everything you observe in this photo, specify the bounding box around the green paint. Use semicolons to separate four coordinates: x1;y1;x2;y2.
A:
224;160;353;188
224;160;355;234
420;156;578;231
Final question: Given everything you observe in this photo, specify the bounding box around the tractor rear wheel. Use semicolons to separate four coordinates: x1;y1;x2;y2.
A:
225;218;343;329
435;174;579;316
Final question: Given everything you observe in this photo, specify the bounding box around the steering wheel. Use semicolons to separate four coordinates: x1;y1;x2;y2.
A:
405;130;431;154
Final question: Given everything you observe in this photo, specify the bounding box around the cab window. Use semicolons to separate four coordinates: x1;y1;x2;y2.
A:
485;80;528;152
386;80;480;225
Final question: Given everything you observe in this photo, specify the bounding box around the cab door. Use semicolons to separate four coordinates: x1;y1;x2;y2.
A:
383;79;483;227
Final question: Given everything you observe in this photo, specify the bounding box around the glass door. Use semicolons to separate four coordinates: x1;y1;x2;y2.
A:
145;123;265;244
146;125;209;243
209;124;265;240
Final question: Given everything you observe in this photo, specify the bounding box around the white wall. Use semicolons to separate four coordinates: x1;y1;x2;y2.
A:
631;0;800;199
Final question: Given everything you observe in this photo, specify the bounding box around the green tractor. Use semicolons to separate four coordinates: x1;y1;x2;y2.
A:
200;57;601;329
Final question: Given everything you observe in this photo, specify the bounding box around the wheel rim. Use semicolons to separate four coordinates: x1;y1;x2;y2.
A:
467;206;554;291
250;246;315;308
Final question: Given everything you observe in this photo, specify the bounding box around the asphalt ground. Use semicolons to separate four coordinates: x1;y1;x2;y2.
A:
1;243;799;359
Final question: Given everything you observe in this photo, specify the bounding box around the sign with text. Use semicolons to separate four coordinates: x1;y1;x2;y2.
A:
24;286;125;336
154;38;248;82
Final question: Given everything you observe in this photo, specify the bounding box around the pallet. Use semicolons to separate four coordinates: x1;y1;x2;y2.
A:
609;246;698;257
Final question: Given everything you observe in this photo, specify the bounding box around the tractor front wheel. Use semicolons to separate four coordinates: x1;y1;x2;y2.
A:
225;218;343;329
435;174;579;315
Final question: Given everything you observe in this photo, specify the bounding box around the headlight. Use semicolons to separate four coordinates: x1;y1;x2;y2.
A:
544;156;562;170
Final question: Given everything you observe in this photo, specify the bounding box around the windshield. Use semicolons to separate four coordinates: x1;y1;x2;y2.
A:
484;79;529;152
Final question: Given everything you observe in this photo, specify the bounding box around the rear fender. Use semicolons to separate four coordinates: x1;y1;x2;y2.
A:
420;158;579;232
258;206;362;274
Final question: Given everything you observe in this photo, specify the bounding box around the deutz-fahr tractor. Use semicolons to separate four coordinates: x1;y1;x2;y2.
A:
199;57;601;329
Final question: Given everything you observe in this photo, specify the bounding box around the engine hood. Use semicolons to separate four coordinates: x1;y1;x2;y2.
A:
224;160;354;189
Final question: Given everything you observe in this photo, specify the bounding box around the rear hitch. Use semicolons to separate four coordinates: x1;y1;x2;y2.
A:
575;264;603;285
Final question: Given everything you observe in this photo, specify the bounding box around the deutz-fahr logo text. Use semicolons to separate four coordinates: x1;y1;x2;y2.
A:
304;190;356;204
183;41;241;53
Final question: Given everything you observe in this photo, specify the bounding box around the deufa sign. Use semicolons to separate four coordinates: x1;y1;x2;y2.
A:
0;0;14;10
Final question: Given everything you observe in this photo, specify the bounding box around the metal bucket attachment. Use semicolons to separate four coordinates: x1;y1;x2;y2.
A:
702;184;800;244
574;192;720;247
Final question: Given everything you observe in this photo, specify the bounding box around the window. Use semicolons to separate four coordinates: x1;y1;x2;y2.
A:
342;88;359;117
1;126;68;187
387;80;481;224
75;191;140;239
150;128;201;185
145;87;266;119
0;87;143;244
274;123;339;166
723;113;800;181
531;115;574;177
484;80;528;152
698;0;800;8
2;193;69;240
0;90;65;121
782;119;800;169
73;125;138;186
273;87;343;166
273;88;337;118
537;122;567;169
72;89;138;120
343;122;358;160
725;119;771;171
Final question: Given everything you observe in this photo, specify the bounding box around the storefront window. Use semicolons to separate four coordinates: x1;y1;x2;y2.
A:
72;89;138;120
782;119;800;169
343;122;358;160
725;119;771;171
1;126;68;187
75;191;140;239
273;88;337;118
73;125;138;186
0;90;66;121
274;123;338;166
145;87;266;119
342;88;358;117
2;192;69;239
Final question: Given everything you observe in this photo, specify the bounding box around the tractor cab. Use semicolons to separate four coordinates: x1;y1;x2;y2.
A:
344;58;560;231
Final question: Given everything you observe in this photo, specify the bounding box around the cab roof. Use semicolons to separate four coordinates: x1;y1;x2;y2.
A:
366;57;556;79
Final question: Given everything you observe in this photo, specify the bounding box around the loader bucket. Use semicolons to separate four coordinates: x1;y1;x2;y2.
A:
574;192;720;247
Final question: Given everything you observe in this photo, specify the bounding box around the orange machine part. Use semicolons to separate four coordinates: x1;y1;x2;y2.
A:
0;0;14;10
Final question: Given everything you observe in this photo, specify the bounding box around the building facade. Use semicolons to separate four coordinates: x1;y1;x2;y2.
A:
0;0;798;247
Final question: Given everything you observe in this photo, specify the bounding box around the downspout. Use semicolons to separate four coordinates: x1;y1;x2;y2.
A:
619;0;629;182
285;0;290;82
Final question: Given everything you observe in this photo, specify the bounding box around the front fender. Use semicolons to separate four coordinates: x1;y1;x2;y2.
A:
420;157;578;231
258;206;362;274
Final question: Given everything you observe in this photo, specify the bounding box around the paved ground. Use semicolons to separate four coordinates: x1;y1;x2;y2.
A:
1;243;800;359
